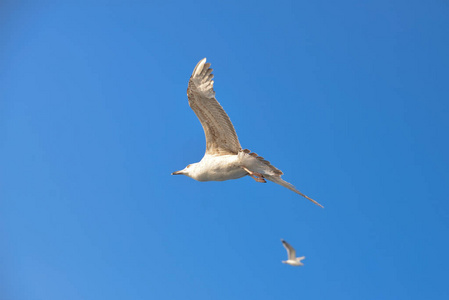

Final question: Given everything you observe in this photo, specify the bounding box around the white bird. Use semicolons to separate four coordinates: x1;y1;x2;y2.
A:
281;239;305;266
172;58;323;208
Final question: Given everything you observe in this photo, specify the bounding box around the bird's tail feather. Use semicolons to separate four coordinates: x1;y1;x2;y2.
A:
265;175;324;208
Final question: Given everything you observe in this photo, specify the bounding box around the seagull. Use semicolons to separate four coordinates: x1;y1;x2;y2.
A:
172;58;323;208
281;239;305;266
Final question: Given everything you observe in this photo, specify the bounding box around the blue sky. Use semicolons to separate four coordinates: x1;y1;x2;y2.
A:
2;1;449;299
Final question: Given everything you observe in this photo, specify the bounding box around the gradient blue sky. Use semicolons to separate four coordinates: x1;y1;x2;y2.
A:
2;1;449;299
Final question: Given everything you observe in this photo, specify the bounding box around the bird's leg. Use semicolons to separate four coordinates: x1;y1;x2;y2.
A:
241;166;266;183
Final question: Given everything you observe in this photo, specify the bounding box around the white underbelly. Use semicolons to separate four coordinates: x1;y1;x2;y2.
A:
199;167;247;181
196;155;247;182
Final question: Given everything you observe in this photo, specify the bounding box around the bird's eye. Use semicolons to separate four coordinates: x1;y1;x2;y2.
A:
186;164;191;168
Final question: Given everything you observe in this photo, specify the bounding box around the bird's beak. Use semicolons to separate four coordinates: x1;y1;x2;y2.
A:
171;170;183;175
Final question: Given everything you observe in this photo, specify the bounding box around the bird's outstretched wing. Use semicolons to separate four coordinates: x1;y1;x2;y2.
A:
187;58;241;155
281;239;297;260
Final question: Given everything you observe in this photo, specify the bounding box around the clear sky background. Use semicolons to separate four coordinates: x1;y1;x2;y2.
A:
2;1;449;299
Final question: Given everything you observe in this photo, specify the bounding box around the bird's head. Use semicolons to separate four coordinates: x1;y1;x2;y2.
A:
171;163;198;179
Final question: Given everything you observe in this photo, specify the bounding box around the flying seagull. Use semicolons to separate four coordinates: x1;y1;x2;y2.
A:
172;58;323;208
281;239;305;266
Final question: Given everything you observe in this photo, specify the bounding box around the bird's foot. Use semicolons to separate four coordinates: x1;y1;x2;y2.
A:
241;167;266;183
254;175;267;183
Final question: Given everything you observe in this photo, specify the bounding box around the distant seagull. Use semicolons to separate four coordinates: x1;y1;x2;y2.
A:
172;58;323;208
281;239;305;266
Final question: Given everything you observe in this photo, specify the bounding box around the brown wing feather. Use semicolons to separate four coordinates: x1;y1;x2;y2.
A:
242;149;283;175
187;59;242;155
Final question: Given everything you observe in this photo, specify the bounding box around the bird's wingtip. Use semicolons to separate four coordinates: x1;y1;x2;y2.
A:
192;58;207;76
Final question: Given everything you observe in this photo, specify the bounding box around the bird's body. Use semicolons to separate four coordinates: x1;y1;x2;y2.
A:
282;258;306;267
186;154;247;182
281;239;305;267
172;58;323;208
